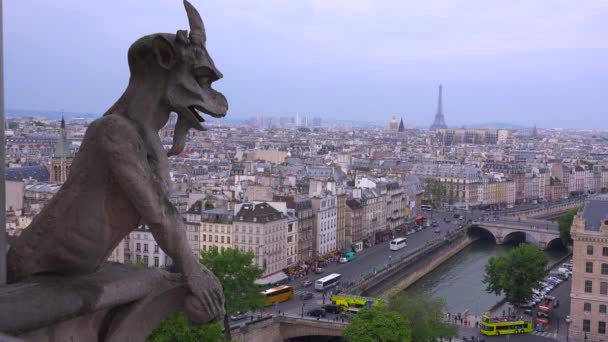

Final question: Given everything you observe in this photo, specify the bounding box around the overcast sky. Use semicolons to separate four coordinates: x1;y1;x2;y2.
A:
5;0;608;128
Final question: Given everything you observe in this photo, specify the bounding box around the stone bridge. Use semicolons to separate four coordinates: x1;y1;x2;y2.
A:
470;218;562;250
231;314;345;342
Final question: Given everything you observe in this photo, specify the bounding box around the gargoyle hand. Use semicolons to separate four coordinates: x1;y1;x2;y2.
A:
184;264;225;324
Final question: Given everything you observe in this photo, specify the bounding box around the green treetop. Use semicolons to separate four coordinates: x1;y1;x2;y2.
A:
200;247;265;341
342;307;412;342
483;243;548;306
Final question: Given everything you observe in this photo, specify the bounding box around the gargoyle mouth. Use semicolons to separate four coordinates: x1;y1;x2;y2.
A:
188;105;206;123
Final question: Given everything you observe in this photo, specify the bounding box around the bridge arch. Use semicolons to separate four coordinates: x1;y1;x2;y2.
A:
467;225;496;243
503;231;526;245
546;237;566;251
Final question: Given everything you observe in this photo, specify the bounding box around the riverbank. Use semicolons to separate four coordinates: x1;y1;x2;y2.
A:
354;228;473;297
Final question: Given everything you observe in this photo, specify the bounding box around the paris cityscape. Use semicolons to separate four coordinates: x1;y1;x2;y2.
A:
1;1;608;342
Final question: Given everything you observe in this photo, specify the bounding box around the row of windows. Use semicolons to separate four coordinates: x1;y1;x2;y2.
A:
582;319;606;334
586;245;608;256
583;302;608;313
584;280;608;295
202;234;231;244
135;243;159;253
202;224;231;234
134;255;162;267
585;262;608;274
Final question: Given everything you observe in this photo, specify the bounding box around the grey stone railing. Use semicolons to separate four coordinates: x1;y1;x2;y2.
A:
0;262;190;341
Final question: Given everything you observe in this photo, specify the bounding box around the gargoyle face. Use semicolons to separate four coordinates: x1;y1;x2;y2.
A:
153;0;228;156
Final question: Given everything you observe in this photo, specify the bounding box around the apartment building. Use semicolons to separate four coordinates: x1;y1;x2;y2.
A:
233;202;288;276
200;207;234;253
127;225;172;268
286;212;298;267
311;195;337;256
570;195;608;341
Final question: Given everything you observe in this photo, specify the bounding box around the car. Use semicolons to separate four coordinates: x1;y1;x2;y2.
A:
230;312;248;321
322;304;340;314
565;315;571;324
434;228;441;234
458;216;465;220
307;308;326;318
444;218;451;223
299;292;314;300
301;279;312;287
339;257;348;264
523;309;533;315
453;213;460;219
431;221;439;227
553;299;560;308
315;268;325;274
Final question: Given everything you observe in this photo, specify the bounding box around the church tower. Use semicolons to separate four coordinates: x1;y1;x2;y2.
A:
49;116;72;184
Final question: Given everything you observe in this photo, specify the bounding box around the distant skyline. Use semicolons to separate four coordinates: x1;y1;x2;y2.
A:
5;1;608;129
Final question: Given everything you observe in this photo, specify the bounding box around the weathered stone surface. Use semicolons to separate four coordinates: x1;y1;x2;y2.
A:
5;0;227;328
1;263;190;341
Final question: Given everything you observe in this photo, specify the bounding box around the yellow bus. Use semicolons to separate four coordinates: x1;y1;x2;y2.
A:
480;314;533;336
331;294;385;311
261;285;294;306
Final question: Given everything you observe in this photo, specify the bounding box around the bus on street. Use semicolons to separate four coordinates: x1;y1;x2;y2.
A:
389;237;408;251
315;273;342;291
331;294;385;311
261;285;294;306
480;314;532;336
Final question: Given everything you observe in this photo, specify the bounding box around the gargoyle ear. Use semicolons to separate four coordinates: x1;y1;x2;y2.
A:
152;36;176;70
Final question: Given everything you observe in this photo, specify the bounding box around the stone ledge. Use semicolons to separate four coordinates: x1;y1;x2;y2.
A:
0;262;187;341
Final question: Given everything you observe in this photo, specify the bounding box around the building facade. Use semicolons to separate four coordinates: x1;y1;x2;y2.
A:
570;195;608;341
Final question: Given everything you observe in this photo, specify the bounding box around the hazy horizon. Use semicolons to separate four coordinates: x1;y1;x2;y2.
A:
5;0;608;129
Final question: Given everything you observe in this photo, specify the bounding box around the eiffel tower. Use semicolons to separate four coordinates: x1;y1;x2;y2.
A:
430;84;448;130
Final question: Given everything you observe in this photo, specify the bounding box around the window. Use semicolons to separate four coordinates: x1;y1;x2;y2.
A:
588;245;594;255
603;247;608;256
143;255;149;265
602;282;608;295
288;224;293;233
203;234;206;242
601;305;607;314
584;319;591;332
586;281;593;293
136;243;141;252
603;264;608;275
215;235;218;243
601;321;607;334
136;255;141;263
221;236;224;243
227;237;230;244
154;256;159;267
585;303;592;312
143;244;148;252
587;262;594;273
154;244;159;253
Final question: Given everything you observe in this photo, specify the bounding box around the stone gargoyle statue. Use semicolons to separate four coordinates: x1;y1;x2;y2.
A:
7;0;226;325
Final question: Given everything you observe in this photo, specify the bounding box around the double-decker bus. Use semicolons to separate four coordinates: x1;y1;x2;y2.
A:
315;273;342;291
331;294;385;311
261;285;294;306
389;237;408;251
480;314;532;336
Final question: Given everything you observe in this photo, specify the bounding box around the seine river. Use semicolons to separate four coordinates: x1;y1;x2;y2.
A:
403;239;568;316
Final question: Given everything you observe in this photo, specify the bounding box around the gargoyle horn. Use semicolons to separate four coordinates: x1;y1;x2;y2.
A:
184;0;206;46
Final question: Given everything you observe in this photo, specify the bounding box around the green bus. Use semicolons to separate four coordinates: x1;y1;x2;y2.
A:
480;314;533;336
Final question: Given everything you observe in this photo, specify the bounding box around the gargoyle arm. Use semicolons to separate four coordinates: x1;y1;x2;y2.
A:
98;117;198;273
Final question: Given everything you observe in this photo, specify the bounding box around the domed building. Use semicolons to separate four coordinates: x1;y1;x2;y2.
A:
389;115;399;131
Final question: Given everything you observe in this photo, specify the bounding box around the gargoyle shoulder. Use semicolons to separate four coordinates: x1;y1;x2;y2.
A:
88;115;145;155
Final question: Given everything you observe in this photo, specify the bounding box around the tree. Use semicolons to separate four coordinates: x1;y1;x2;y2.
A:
200;247;265;341
204;201;215;210
32;120;45;127
342;307;411;342
389;293;458;342
558;208;578;245
483;243;548;306
8;122;18;129
147;312;224;342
